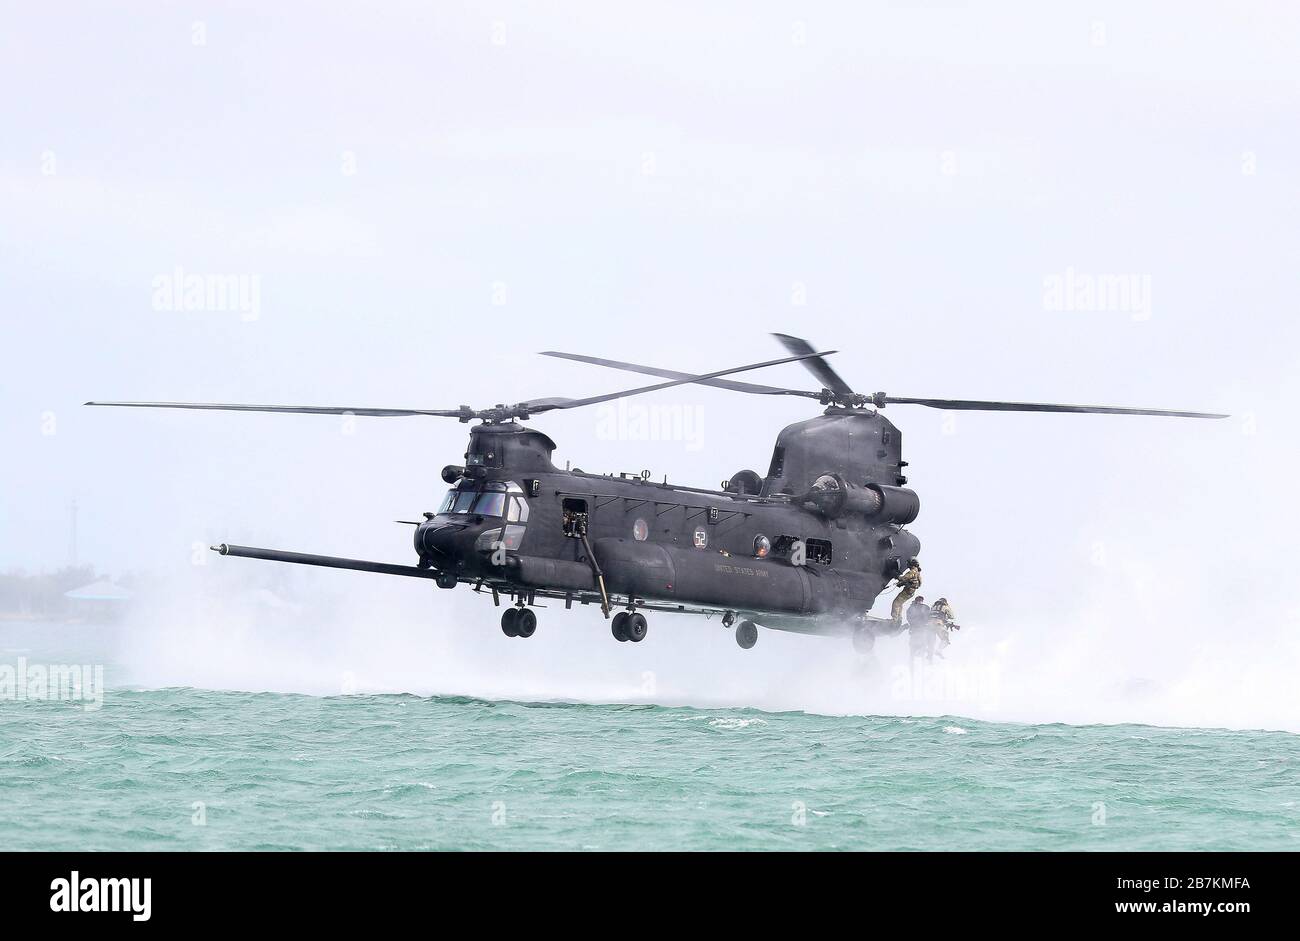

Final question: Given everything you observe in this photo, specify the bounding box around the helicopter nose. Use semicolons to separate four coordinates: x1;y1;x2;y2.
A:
415;521;466;562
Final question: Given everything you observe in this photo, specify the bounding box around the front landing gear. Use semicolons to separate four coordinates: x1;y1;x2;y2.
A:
611;610;648;643
735;620;758;649
501;606;537;638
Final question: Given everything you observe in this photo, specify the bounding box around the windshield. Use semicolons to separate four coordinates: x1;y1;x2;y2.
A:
439;482;521;518
473;492;507;517
438;487;508;517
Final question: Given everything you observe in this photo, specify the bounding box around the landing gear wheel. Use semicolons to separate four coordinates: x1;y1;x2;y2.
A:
501;607;520;637
436;573;457;589
515;608;537;638
611;611;630;642
735;620;758;649
624;612;648;643
852;624;876;654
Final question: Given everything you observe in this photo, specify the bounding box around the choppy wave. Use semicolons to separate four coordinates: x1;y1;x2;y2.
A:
2;688;1296;851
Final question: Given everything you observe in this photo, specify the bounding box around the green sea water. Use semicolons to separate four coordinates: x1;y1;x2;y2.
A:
3;687;1297;851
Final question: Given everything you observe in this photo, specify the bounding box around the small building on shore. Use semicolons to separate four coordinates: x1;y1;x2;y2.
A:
63;579;133;621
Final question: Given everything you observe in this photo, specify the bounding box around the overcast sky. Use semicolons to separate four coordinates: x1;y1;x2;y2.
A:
2;2;1298;725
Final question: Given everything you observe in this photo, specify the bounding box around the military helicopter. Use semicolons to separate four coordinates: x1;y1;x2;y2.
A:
87;335;1226;651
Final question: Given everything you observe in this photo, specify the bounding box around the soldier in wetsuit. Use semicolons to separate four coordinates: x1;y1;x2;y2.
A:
890;559;922;623
931;597;958;652
906;595;935;660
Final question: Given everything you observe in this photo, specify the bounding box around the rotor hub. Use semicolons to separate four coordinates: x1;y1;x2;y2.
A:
817;389;876;409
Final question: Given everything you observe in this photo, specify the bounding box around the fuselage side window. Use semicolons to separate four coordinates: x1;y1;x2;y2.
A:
562;498;588;536
806;538;832;565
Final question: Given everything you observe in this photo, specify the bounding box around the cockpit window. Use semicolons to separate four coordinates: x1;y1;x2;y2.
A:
473;492;507;518
440;481;523;518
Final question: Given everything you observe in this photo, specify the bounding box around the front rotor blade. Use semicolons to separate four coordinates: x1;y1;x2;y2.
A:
883;396;1228;419
523;350;836;414
540;351;821;398
772;333;855;395
85;401;467;418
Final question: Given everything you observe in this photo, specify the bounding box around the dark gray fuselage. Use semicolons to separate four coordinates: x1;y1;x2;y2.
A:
414;408;921;630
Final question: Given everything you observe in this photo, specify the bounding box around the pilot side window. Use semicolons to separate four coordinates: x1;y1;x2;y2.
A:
506;497;530;523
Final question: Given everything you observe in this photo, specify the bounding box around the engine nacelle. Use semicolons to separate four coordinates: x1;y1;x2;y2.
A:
802;474;920;525
869;483;921;525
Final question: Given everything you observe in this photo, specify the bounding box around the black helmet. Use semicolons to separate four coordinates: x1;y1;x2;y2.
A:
909;558;920;567
936;597;948;604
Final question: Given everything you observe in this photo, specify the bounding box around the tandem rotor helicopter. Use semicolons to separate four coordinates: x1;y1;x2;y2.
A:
88;335;1226;651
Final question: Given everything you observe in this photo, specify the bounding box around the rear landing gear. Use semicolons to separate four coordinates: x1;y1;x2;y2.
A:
852;624;875;654
735;620;758;649
501;606;537;638
611;610;648;643
515;608;537;638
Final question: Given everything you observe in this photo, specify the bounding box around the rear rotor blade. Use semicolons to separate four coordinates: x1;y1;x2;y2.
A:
772;333;855;395
522;350;836;414
540;351;821;399
882;395;1228;419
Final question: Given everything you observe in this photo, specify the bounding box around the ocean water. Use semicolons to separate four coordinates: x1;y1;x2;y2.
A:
3;688;1297;851
2;615;1298;852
